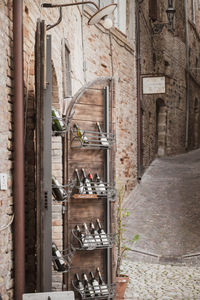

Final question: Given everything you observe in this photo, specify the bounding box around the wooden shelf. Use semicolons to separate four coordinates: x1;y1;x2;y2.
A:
72;194;98;199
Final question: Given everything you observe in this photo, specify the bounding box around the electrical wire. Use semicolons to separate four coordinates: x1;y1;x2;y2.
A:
0;215;14;232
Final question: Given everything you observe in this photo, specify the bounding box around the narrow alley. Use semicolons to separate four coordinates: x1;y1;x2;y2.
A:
123;149;200;299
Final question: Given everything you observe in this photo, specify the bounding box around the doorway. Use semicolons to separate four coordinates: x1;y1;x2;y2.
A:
156;99;167;156
194;98;199;148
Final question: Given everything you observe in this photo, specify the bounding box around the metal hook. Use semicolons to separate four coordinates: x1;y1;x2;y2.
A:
47;7;63;31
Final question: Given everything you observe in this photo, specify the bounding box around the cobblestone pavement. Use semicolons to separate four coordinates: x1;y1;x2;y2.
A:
122;260;200;300
123;149;200;259
121;149;200;299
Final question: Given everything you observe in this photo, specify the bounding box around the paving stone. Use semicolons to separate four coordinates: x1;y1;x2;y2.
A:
122;260;200;300
121;149;200;299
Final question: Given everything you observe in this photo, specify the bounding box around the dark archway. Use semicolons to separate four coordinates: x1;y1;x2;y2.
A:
194;98;199;148
156;99;167;156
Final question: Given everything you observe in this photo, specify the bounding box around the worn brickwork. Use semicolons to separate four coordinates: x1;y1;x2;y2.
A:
0;0;136;296
0;1;14;299
139;0;200;170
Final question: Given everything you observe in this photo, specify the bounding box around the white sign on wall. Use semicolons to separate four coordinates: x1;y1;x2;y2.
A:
142;76;166;94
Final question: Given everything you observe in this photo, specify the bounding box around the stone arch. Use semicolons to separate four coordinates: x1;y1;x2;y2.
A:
194;97;199;148
156;98;167;156
65;76;112;127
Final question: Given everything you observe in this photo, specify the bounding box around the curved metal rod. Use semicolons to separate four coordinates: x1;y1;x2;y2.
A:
42;1;99;10
47;7;63;31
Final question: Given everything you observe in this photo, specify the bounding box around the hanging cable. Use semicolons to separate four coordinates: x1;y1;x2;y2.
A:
0;215;14;232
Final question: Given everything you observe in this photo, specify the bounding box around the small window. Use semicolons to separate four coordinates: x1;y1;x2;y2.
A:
149;0;157;21
114;0;127;34
62;39;72;99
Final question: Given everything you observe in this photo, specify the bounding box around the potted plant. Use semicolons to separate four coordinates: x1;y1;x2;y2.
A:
115;186;139;299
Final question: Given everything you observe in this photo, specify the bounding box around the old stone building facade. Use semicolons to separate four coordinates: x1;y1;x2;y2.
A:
0;0;137;298
138;0;200;171
0;0;200;299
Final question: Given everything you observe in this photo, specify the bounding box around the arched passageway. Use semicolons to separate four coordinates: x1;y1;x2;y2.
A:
156;99;167;156
194;98;199;148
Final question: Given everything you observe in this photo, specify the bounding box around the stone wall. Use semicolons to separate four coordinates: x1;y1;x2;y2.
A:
0;1;14;299
139;0;200;171
11;0;137;295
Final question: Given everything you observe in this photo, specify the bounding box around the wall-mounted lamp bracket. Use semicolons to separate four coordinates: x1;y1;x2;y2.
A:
41;1;117;30
46;7;62;31
152;23;166;34
151;1;176;34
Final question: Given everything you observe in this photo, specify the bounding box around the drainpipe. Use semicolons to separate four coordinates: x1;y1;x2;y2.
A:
184;0;190;150
13;0;25;299
136;0;142;179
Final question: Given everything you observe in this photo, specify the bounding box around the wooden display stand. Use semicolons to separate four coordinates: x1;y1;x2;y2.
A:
64;79;115;299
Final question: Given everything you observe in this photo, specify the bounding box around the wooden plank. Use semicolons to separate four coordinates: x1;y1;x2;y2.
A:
68;200;105;224
35;19;42;292
73;103;104;123
68;149;104;163
78;89;104;106
72;194;98;199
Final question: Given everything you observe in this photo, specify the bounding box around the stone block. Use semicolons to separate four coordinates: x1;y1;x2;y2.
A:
23;292;74;300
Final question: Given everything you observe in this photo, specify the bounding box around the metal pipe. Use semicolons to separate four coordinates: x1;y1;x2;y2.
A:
13;0;25;299
47;7;62;30
184;0;190;150
136;0;142;179
104;86;110;286
41;1;99;10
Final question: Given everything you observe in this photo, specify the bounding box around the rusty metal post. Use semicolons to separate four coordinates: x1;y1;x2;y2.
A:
136;0;143;179
13;0;25;299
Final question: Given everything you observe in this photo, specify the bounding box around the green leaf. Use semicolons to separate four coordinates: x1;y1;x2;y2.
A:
132;234;139;242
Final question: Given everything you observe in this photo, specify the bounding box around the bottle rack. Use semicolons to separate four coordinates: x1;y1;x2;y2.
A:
71;229;116;251
71;281;116;300
52;111;75;136
52;115;69;136
65;84;115;297
52;182;74;202
72;182;116;200
70;128;114;149
52;245;76;273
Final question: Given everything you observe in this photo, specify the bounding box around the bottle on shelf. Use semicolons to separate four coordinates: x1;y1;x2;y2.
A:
81;168;93;195
96;219;109;246
52;107;66;132
90;271;101;296
88;172;97;194
74;169;86;194
74;273;85;295
52;175;68;201
96;267;109;296
82;222;96;248
96;122;109;147
52;242;67;272
82;273;95;298
90;222;101;245
95;173;106;196
75;225;89;248
73;123;89;146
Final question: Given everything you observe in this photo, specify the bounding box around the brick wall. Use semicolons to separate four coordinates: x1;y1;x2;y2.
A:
21;0;137;294
0;1;14;299
139;0;200;171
